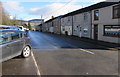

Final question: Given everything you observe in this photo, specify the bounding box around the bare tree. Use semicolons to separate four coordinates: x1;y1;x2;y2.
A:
0;1;3;25
0;1;11;25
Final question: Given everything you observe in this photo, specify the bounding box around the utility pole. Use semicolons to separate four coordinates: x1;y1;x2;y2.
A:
21;18;22;26
41;15;42;19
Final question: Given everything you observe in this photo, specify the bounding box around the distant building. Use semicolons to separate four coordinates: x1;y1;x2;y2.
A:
73;11;92;38
43;18;54;33
36;24;42;32
53;16;63;34
41;16;62;34
17;20;29;26
61;15;73;35
29;19;44;30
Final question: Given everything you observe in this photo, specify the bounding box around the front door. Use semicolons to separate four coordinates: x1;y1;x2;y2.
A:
94;24;98;40
79;26;82;37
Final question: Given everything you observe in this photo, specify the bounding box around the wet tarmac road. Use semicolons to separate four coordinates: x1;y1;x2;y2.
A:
2;55;38;75
2;31;119;76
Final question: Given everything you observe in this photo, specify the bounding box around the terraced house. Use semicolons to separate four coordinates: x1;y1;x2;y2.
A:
72;2;119;43
53;16;62;34
41;1;119;44
61;14;73;35
42;16;62;34
72;8;92;38
42;19;54;33
91;2;119;43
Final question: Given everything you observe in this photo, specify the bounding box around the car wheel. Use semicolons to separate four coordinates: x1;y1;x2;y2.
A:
22;46;31;58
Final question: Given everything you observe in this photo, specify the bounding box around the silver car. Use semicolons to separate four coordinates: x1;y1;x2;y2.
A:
0;29;31;62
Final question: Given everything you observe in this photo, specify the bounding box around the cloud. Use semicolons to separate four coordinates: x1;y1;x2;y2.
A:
2;0;107;2
3;1;24;12
29;3;82;20
28;0;109;20
23;16;44;21
2;0;117;21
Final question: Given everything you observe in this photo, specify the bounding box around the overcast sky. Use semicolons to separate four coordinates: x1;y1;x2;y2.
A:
2;0;115;21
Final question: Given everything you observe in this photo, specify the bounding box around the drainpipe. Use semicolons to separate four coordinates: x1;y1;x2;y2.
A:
90;11;92;39
72;15;73;36
60;18;61;35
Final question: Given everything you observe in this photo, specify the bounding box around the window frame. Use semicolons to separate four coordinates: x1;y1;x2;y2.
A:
113;4;120;19
68;16;70;22
11;32;20;41
103;25;120;37
84;12;88;21
94;10;99;20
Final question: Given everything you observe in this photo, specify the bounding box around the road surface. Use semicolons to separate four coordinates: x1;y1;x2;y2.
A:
2;31;119;76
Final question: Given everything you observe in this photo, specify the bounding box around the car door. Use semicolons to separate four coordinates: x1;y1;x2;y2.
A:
0;32;12;62
10;32;22;56
18;32;25;51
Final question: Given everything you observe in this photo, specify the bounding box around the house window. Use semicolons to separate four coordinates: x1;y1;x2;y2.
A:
52;22;53;27
74;16;76;21
94;10;99;20
61;19;64;22
104;25;120;37
113;5;120;19
84;13;88;21
62;28;65;31
68;17;70;21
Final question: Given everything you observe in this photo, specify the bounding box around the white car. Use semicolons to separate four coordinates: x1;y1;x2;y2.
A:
19;26;25;31
19;26;29;32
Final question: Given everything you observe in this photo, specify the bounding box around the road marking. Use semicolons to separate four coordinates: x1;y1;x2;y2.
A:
79;48;95;55
31;52;41;76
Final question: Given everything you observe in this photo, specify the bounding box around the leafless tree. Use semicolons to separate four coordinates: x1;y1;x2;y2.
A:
0;1;11;25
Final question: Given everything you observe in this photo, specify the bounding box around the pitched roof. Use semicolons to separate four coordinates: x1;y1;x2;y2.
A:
45;15;63;23
29;19;44;22
62;2;119;17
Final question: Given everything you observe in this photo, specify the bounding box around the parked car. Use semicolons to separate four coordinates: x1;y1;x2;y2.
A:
18;26;26;31
0;26;22;31
0;29;31;62
0;26;8;30
18;26;29;32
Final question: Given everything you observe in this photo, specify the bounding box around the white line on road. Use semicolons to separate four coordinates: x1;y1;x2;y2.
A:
79;48;95;55
31;52;41;76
